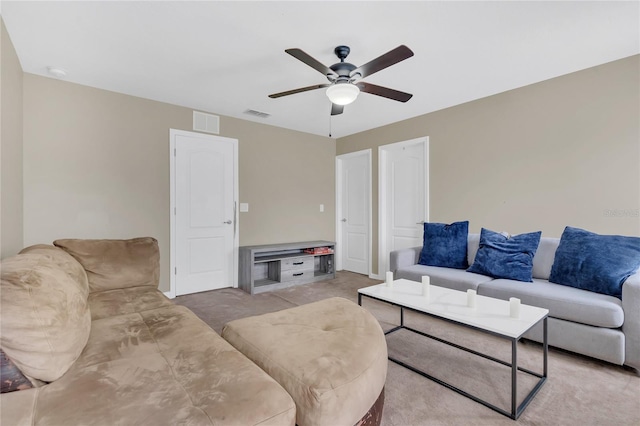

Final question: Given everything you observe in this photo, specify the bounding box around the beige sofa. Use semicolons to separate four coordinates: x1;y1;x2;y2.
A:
0;238;296;425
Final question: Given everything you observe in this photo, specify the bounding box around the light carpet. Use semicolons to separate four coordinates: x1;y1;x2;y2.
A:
175;271;640;426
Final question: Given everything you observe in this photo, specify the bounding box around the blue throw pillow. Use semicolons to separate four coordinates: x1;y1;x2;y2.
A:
467;228;542;282
549;226;640;298
418;221;469;269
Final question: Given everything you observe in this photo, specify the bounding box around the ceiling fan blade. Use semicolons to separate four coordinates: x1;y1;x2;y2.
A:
350;45;414;79
357;82;413;103
331;103;344;116
269;84;330;99
285;48;338;78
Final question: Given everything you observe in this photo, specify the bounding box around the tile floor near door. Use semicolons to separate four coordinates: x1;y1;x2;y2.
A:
175;271;640;426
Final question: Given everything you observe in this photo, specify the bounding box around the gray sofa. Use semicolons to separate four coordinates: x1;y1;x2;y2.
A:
390;234;640;370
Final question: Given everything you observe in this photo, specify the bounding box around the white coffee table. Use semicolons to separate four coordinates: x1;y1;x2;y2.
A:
358;279;548;420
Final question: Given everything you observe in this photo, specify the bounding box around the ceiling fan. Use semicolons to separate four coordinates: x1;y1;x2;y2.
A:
269;45;414;116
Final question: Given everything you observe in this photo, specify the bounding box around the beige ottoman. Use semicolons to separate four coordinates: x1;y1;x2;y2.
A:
222;297;387;426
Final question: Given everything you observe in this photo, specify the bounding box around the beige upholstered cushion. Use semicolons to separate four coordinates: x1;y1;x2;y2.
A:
222;297;388;426
19;244;89;289
88;286;174;320
54;237;160;293
22;305;296;425
0;254;91;382
0;387;38;425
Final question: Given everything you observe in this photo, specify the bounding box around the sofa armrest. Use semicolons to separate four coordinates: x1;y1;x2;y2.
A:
389;247;421;273
622;271;640;370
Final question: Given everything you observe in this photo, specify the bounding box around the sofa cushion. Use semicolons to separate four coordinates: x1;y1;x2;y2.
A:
145;305;296;425
0;387;38;425
54;237;160;293
88;286;173;320
395;264;494;292
549;226;640;298
478;278;624;328
73;313;160;370
37;353;215;425
27;305;296;425
418;221;469;269
0;254;91;382
467;228;542;282
19;244;89;291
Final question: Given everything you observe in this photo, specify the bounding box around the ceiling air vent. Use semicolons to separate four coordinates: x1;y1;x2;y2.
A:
244;109;271;119
193;111;220;134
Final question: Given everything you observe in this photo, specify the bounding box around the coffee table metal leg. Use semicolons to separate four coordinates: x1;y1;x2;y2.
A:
543;317;548;377
512;339;517;419
514;318;548;419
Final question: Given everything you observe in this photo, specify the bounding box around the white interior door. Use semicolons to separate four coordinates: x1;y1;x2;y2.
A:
379;137;429;275
337;151;371;275
171;129;238;296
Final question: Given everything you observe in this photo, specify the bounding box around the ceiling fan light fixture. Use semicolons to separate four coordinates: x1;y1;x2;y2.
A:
326;83;360;106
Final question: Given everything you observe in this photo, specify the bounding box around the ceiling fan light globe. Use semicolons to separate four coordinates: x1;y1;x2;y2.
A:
326;83;360;106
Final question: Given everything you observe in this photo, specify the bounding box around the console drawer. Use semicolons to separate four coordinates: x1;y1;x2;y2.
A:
281;256;314;271
280;268;314;283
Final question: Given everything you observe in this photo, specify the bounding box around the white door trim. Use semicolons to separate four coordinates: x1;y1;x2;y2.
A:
378;137;429;277
167;129;239;299
335;149;372;277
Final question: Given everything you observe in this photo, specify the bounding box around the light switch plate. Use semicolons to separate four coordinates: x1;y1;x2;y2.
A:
240;203;249;212
320;204;324;212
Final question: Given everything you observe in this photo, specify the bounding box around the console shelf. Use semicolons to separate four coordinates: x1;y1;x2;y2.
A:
239;240;336;294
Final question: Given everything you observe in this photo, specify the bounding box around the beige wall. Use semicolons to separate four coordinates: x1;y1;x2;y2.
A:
0;19;24;259
23;75;335;292
337;55;640;275
15;51;640;285
226;117;336;246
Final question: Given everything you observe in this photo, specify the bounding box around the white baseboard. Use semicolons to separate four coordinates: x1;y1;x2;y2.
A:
164;290;175;299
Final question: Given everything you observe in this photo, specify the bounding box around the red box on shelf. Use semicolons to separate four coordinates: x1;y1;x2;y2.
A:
304;247;334;255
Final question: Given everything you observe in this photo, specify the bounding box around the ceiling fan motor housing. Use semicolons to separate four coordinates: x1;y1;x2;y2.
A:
329;63;356;82
328;45;359;82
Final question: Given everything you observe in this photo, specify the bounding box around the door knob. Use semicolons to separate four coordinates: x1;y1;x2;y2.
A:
341;218;347;222
224;220;232;224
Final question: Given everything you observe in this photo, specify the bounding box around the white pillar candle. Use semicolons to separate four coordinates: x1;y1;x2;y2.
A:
510;297;521;318
467;289;477;309
386;271;394;288
422;275;430;298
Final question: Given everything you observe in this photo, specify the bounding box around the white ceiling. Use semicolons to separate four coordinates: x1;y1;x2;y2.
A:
2;1;639;138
